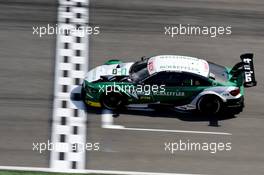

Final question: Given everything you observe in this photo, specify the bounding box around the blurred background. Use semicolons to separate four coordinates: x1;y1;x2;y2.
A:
0;0;264;174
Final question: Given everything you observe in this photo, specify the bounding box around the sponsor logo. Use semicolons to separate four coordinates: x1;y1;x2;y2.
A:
154;91;185;96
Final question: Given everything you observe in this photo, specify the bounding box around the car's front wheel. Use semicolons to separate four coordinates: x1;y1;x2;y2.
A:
197;95;223;115
100;92;125;110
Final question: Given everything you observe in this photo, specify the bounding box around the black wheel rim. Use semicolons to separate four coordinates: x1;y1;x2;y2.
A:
102;92;122;109
200;96;221;114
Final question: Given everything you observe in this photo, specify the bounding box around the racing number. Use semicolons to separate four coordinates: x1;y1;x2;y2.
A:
112;68;127;75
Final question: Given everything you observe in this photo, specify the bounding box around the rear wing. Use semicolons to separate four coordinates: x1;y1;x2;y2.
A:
241;53;257;87
230;53;257;87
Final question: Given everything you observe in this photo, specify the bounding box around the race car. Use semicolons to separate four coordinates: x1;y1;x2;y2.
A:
81;54;256;115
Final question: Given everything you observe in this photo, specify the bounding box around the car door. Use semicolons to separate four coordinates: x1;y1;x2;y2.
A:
151;72;212;105
139;72;169;104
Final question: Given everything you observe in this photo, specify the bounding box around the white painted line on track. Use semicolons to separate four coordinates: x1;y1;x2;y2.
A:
101;110;231;136
101;109;114;126
50;0;89;171
0;166;204;175
101;109;124;129
107;126;232;135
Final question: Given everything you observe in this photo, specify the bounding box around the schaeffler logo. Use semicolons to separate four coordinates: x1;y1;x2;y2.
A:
99;83;165;96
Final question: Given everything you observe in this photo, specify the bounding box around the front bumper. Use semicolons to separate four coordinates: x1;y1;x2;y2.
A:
85;100;101;108
81;86;101;108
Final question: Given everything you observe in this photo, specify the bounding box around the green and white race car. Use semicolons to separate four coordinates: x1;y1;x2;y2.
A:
81;54;256;115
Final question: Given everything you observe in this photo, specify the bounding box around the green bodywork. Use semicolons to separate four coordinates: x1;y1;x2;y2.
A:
82;66;244;107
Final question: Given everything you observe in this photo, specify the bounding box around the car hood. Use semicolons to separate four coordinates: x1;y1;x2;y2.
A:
85;62;134;82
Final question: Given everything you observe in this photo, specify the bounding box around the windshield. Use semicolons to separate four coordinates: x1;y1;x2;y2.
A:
208;62;229;82
129;58;150;82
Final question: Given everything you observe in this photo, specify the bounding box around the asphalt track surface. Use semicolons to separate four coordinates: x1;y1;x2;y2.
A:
0;0;264;175
0;0;56;167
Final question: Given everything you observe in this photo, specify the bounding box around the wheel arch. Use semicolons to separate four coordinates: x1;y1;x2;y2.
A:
190;90;227;110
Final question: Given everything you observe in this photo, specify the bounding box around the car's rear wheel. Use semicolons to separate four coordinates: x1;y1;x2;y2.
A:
100;91;125;110
197;95;223;115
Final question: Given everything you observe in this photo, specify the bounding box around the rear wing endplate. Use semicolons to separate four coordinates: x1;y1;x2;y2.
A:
240;53;257;87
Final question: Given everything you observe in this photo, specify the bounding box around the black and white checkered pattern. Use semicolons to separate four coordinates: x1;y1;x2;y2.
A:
50;0;89;170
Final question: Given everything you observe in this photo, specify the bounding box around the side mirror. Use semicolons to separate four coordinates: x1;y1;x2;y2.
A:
209;73;216;80
141;56;146;61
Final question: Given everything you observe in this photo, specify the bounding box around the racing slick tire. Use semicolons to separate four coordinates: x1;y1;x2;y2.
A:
100;91;125;110
197;95;223;115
